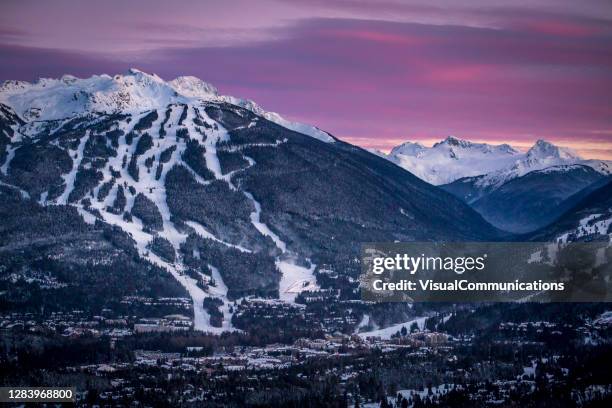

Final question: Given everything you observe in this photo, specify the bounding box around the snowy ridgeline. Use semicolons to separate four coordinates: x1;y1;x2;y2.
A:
385;136;610;186
0;69;334;143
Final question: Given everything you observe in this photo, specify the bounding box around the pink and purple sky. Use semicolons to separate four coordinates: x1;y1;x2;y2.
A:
1;0;611;158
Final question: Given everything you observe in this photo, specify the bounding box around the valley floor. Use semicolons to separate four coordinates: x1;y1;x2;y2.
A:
1;303;611;407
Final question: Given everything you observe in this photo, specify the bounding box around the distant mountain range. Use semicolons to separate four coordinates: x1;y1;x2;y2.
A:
382;136;610;233
386;136;610;186
387;136;522;186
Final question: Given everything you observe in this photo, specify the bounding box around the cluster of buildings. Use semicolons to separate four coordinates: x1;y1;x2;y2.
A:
0;310;193;338
119;296;191;309
0;310;128;337
133;315;192;333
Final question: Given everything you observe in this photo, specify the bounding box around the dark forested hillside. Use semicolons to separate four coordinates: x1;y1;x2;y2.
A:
526;180;612;242
442;165;604;233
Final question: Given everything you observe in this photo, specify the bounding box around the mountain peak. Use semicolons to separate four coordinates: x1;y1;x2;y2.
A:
469;139;591;190
497;143;518;154
125;68;163;81
434;135;472;148
127;67;147;75
169;76;219;98
389;141;426;156
527;139;581;160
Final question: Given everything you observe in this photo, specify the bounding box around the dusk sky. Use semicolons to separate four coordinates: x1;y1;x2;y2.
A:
1;0;611;158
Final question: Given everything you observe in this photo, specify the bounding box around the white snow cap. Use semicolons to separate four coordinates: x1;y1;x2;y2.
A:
168;75;219;98
0;68;334;143
390;141;426;157
386;136;609;185
526;139;580;161
386;135;523;185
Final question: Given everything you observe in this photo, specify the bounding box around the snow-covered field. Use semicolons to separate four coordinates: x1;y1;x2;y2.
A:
358;316;429;339
363;384;463;407
276;259;319;303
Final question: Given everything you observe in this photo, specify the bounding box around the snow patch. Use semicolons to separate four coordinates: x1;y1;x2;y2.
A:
55;130;90;205
276;259;319;303
358;316;428;339
244;191;287;252
185;221;252;253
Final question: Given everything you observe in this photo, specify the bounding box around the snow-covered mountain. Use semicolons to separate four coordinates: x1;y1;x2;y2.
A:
435;138;611;233
386;136;610;186
0;68;334;143
471;139;609;190
389;136;611;233
387;136;522;185
0;69;499;334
